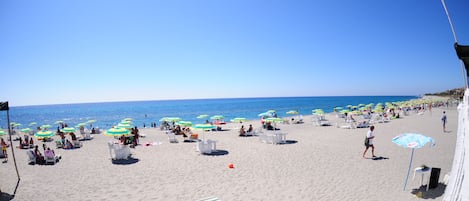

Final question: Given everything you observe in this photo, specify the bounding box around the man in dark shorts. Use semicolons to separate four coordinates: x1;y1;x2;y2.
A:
362;126;376;158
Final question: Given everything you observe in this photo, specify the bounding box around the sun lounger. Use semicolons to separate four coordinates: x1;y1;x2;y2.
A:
26;149;36;165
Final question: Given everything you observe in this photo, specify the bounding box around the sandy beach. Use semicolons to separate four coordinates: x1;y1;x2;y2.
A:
0;106;458;201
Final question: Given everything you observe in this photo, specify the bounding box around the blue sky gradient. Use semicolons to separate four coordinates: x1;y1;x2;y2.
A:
1;0;468;106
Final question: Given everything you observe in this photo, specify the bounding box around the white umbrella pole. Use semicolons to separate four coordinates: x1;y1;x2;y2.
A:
403;148;415;190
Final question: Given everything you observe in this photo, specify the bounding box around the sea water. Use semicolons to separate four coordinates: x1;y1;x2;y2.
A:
0;96;417;130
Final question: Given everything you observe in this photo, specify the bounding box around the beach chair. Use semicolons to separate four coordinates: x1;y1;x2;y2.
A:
44;150;60;165
26;149;36;165
167;131;178;143
73;140;83;148
196;140;214;154
55;140;63;149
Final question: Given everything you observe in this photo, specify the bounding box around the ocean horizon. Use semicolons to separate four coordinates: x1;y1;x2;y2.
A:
0;96;418;130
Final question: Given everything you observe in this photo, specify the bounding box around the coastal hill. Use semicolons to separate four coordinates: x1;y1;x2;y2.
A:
425;87;466;99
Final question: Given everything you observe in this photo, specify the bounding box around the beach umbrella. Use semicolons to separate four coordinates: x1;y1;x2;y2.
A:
192;124;216;140
210;115;224;120
54;120;64;125
34;130;54;139
197;114;209;119
116;123;133;129
61;127;76;133
123;118;132;122
258;112;272;117
76;123;87;127
286;110;299;115
29;122;37;127
159;117;181;122
0;130;6;136
392;133;435;190
264;117;284;123
104;127;130;137
86;119;97;124
21;128;32;133
340;109;350;114
313;109;325;115
40;124;51;128
230;117;247;123
176;121;193;127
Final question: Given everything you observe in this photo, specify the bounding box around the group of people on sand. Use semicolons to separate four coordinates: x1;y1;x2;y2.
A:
18;135;34;149
57;131;78;149
32;143;60;165
239;124;254;136
119;126;140;147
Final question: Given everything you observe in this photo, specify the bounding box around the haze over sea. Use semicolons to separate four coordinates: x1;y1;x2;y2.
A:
0;96;417;130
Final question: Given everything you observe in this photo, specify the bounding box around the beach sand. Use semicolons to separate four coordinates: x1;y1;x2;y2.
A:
0;106;458;201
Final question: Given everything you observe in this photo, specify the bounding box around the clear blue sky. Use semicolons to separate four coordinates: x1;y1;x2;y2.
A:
1;0;468;106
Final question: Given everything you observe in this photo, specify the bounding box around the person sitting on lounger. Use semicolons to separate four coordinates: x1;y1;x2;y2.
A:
64;140;74;149
44;147;60;161
247;124;253;133
34;145;45;164
239;125;246;136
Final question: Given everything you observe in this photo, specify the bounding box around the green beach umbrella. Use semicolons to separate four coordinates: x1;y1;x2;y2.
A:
340;109;350;114
104;127;130;137
34;130;55;139
117;123;133;129
54;120;64;125
263;117;284;123
76;123;87;127
40;124;51;129
120;120;132;125
61;127;76;133
230;117;247;123
123;118;133;122
192;124;216;140
159;117;181;122
313;109;325;115
86;119;97;124
192;124;216;131
0;130;6;136
197;114;209;119
29;122;37;127
21;128;32;133
176;121;193;127
286;110;299;115
210;115;224;120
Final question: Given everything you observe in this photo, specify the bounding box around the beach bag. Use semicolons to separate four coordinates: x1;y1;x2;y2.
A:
364;137;370;146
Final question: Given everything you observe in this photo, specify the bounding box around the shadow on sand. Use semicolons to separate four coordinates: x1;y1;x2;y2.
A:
410;183;446;199
371;156;389;161
112;157;139;165
202;150;229;156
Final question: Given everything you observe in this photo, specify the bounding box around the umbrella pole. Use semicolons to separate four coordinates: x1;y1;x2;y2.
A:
403;148;415;190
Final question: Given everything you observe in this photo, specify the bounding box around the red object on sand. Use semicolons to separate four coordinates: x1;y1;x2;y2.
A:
228;163;234;169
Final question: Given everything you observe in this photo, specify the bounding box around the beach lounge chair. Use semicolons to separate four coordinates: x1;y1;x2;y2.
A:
55;140;63;149
44;149;60;165
196;140;217;154
73;140;83;148
26;149;36;165
80;132;94;140
166;131;178;143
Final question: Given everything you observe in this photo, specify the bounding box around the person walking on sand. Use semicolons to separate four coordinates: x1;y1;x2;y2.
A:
362;126;376;159
1;138;8;162
442;111;447;132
